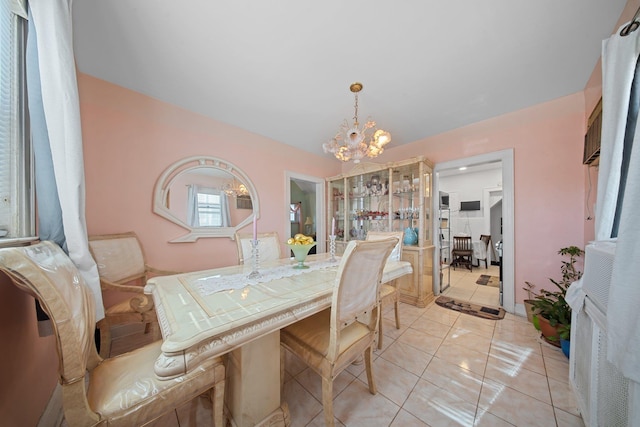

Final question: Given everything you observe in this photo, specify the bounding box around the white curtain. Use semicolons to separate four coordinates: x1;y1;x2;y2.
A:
221;193;231;227
186;185;200;227
599;23;640;383
29;0;104;320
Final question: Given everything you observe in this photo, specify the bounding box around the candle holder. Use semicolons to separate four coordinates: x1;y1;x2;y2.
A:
329;235;337;262
248;239;262;279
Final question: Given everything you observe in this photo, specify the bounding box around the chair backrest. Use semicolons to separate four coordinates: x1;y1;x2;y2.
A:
452;236;473;251
331;238;397;336
235;231;282;264
480;234;491;248
365;231;403;262
89;232;147;283
0;242;100;385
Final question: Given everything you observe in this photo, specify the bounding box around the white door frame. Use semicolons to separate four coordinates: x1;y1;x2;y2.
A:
433;149;515;313
284;171;326;253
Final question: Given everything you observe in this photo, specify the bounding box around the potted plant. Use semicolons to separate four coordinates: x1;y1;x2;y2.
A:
530;246;583;346
522;281;537;323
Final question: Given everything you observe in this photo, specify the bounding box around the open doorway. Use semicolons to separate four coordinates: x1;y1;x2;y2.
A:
285;172;325;253
433;149;514;314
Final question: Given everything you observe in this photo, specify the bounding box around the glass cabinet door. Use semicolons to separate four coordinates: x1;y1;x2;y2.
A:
345;171;390;241
391;162;428;246
328;178;345;238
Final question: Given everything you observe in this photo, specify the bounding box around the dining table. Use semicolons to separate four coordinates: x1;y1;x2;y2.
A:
144;252;413;427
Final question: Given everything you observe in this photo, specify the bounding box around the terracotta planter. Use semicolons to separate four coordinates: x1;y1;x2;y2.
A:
537;315;560;347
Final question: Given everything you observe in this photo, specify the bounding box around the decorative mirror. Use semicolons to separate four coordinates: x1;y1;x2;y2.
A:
153;156;259;242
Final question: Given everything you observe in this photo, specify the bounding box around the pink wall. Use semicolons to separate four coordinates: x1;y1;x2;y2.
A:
382;93;587;302
79;73;341;273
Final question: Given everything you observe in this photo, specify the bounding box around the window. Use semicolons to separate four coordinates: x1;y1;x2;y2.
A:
196;192;222;227
0;0;32;245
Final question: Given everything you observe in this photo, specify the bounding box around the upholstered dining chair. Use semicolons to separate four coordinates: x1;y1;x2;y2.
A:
451;235;473;271
234;231;282;265
89;232;179;358
0;241;226;427
366;230;404;349
280;238;398;427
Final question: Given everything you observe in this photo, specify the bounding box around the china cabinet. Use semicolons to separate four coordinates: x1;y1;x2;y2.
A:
326;156;435;307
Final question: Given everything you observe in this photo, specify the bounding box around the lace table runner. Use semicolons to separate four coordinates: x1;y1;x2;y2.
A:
192;258;340;296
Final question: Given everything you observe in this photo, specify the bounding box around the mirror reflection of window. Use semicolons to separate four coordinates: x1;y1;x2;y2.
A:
187;185;231;227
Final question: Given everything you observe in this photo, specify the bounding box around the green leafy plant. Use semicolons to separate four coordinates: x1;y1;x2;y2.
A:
531;246;584;329
557;323;571;341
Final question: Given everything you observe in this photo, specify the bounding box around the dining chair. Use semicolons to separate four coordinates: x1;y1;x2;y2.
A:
280;238;398;427
366;230;403;349
0;241;226;427
476;234;492;268
234;231;282;265
451;235;473;271
89;231;179;358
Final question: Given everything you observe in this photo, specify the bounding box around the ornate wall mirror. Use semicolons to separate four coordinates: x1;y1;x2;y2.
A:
153;156;259;242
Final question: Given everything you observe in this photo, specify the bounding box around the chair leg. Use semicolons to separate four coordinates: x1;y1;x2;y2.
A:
377;313;384;350
97;320;111;358
364;346;377;395
394;297;401;330
321;377;335;427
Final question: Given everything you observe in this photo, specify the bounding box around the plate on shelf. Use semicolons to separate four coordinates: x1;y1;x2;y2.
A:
378;198;389;215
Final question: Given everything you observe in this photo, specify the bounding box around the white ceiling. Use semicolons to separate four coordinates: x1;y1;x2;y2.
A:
72;1;629;159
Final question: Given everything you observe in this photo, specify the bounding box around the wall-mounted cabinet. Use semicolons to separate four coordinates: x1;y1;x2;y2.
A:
327;156;435;307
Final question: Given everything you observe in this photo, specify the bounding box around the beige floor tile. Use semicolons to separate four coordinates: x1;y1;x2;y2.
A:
423;356;483;406
478;379;556;427
410;316;452;338
554;407;585;427
451;316;496;339
473;408;516;426
390;409;430;426
379;340;433;377
421;305;460;326
359;356;420;406
403;378;477;426
488;344;546;377
397;327;445;355
548;377;580;416
484;356;552;404
544;355;571;384
293;366;357;403
283;377;323;426
332;379;401;426
306;411;346;427
445;327;493;355
434;341;489;376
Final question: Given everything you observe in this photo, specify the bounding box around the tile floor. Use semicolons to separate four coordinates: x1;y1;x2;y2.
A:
109;265;584;427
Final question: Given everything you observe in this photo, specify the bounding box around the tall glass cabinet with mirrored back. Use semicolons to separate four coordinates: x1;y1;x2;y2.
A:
326;156;435;307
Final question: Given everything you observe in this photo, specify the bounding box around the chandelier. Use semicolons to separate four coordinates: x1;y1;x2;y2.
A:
223;179;248;197
323;82;391;163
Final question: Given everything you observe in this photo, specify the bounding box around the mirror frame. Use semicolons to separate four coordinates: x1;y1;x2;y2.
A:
153;156;260;242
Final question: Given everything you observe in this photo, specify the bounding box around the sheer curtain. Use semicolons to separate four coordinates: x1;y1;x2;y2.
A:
27;0;103;320
598;22;640;383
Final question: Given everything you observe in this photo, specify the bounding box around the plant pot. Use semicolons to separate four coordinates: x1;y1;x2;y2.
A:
560;339;570;358
537;315;560;347
523;299;536;323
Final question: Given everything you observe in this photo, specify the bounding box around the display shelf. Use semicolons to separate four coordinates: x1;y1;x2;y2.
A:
439;206;451;292
326;156;435;307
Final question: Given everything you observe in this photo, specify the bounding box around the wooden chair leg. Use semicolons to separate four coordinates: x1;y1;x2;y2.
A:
321;377;335;427
97;319;111;359
394;297;401;330
364;347;377;395
377;313;384;350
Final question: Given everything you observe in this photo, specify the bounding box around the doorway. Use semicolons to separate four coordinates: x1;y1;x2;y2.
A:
285;172;325;253
433;149;514;313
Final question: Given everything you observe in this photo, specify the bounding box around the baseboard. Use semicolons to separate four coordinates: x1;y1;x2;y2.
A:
38;382;64;427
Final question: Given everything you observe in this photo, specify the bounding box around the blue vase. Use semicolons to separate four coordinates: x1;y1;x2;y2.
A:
403;227;418;245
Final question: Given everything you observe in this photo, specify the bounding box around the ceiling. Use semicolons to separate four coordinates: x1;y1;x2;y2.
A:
72;1;629;160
